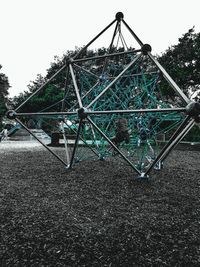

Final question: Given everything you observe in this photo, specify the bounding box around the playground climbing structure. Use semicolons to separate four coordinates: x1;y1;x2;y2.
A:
7;12;200;178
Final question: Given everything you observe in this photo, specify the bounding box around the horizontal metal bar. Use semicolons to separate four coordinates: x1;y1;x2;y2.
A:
87;107;186;115
15;111;77;117
14;107;186;117
73;49;141;63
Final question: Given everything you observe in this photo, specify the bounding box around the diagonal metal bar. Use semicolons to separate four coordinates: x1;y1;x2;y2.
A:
87;53;142;109
109;20;120;51
15;118;69;167
161;119;195;162
122;19;143;46
66;120;101;158
69;119;83;168
61;66;70;112
144;116;191;176
73;19;117;60
148;53;190;104
69;63;83;108
87;117;141;175
15;64;67;112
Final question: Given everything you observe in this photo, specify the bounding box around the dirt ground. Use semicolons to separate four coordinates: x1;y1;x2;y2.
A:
0;141;200;266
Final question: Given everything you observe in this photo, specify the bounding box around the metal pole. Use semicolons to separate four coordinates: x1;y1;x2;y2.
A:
69;119;83;168
15;118;69;167
144;116;191;176
148;53;190;104
86;107;186;115
122;19;143;46
73;49;141;64
109;20;120;51
87;53;142;109
69;64;83;108
87;117;141;175
160;119;195;162
61;66;70;112
61;121;70;165
15;111;77;117
15;64;67;112
73;19;117;60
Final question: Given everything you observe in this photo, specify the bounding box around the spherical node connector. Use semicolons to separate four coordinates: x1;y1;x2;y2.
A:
142;44;152;55
6;110;17;120
77;107;88;119
186;101;200;119
65;57;73;65
115;12;124;21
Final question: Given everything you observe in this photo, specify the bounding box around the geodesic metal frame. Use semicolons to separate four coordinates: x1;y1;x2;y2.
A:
7;12;200;179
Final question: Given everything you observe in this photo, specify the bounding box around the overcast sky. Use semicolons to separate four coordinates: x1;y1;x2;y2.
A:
1;0;200;97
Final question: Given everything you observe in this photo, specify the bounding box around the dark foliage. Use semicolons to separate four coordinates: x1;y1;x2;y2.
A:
158;28;200;97
0;65;10;129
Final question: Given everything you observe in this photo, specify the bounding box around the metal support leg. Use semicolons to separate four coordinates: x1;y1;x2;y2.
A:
15;118;69;167
144;116;192;176
87;117;141;175
69;119;83;168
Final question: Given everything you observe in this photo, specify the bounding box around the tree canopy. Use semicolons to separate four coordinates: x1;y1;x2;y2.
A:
12;28;200;111
158;27;200;98
0;65;10;128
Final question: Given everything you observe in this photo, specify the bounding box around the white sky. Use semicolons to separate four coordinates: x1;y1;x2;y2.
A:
1;0;200;97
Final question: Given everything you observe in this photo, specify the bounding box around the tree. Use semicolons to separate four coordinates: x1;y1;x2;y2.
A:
0;65;10;129
158;27;200;98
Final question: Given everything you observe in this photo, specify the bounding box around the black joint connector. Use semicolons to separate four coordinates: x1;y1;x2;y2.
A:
115;12;124;21
65;57;73;65
141;44;152;55
6;110;17;120
186;101;200;121
77;107;88;119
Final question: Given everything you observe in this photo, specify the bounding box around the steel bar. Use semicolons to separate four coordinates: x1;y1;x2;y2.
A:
40;99;63;112
86;107;186;115
73;19;117;60
69;64;83;108
69;119;83;168
87;117;141;175
122;19;143;46
15;107;186;118
68;123;100;158
161;119;195;162
15;118;69;167
15;111;77;117
61;66;70;112
61;121;70;165
15;64;67;112
73;64;99;78
144;116;191;176
73;49;141;63
87;53;142;109
109;20;120;51
148;53;190;104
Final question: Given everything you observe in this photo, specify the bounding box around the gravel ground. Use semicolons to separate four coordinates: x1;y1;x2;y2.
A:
0;141;200;266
